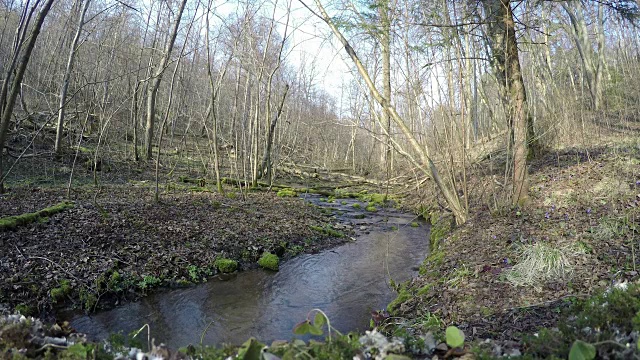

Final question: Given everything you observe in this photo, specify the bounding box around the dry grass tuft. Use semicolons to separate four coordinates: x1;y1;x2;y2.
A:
506;242;574;289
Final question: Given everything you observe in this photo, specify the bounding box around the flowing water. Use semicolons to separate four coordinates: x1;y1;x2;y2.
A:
63;194;430;349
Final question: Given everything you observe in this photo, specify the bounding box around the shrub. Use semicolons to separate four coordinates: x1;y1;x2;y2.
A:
258;253;279;271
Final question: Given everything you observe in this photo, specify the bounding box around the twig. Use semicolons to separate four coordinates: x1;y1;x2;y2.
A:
24;253;81;283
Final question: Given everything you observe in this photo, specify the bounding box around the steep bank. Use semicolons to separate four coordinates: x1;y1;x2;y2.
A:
391;140;640;357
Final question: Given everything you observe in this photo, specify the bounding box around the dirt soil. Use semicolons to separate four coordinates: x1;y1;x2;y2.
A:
0;184;348;318
398;141;640;344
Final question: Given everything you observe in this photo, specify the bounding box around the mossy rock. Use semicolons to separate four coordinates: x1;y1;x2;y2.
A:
215;258;238;273
365;205;377;212
410;222;420;228
258;253;279;271
277;188;297;197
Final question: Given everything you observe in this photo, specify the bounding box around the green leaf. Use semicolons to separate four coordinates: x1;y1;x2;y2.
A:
445;326;465;348
383;355;412;360
261;352;281;360
569;340;596;360
66;343;88;358
293;321;312;335
308;324;323;336
313;312;326;328
237;338;265;360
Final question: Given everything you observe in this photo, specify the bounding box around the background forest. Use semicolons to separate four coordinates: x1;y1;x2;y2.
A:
0;0;637;203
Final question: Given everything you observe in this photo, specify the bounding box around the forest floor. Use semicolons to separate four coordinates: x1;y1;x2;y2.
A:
0;181;352;319
1;136;640;359
393;137;640;358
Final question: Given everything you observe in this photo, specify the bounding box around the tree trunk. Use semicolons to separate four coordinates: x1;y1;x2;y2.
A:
55;0;91;153
259;84;289;182
311;0;467;224
482;0;530;206
0;0;56;193
562;1;603;111
144;0;187;160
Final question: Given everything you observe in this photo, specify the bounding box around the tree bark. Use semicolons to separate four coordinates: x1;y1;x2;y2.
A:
55;0;91;153
562;1;604;111
259;84;289;182
482;0;530;206
309;0;467;224
0;0;56;193
144;0;187;160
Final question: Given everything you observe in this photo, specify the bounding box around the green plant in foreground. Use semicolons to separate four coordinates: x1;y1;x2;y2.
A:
50;279;72;303
187;265;199;282
214;258;238;273
137;275;161;290
258;253;279;271
446;326;465;348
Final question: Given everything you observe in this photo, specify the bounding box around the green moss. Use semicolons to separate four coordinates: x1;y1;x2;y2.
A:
417;283;433;296
357;193;390;206
258;253;279;271
215;258;238;273
354;214;366;219
410;222;420;228
387;286;412;314
429;213;454;251
351;203;361;209
277;188;297;197
14;304;35;316
0;201;74;230
365;205;377;212
50;279;72;303
309;224;344;238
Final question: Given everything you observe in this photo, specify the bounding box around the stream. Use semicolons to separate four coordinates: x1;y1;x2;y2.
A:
63;194;430;349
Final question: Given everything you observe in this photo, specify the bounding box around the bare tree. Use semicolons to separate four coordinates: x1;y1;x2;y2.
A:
144;0;187;160
54;0;92;153
0;0;56;192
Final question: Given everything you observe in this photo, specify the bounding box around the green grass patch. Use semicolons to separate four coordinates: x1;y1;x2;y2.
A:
0;201;74;230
